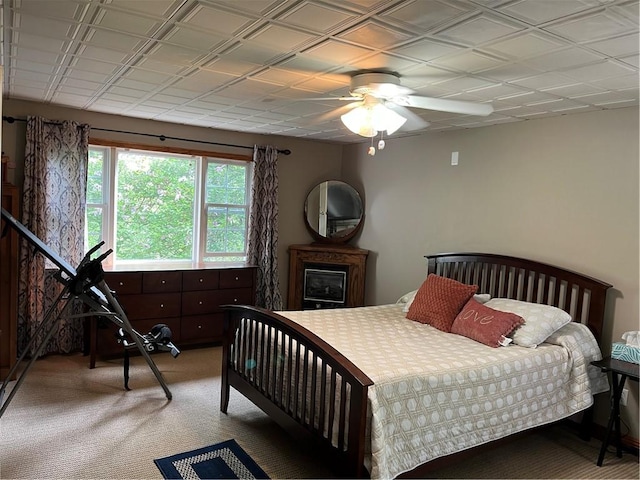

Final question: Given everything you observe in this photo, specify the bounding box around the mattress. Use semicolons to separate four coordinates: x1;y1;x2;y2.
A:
280;304;609;479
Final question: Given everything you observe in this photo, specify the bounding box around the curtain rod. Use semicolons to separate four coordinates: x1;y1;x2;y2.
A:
2;115;292;156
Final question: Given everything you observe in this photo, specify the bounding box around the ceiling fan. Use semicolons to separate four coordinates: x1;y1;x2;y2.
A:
309;72;494;144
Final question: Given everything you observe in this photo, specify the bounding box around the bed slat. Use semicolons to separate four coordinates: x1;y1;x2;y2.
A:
221;305;373;478
427;253;611;340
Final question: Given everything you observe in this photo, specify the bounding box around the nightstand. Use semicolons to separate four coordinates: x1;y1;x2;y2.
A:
590;356;639;466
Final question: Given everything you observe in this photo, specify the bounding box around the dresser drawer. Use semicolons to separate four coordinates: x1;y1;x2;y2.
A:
181;313;223;342
220;268;254;289
91;265;254;364
119;293;181;320
105;273;142;295
143;271;182;293
181;291;221;315
213;287;255;307
182;270;220;291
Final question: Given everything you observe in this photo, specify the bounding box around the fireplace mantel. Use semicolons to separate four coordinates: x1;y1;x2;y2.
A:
287;243;369;310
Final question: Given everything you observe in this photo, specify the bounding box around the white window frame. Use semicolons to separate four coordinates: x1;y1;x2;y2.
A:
86;144;252;267
200;158;252;262
85;145;113;260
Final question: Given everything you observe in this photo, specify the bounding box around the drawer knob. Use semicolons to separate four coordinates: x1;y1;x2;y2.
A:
119;282;124;286
160;304;164;308
199;278;203;282
235;276;239;281
234;298;238;302
199;301;203;305
198;325;202;329
161;280;166;284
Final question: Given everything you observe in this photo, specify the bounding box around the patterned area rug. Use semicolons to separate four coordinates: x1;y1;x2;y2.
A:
154;439;270;479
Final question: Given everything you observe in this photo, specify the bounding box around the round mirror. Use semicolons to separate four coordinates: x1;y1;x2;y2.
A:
304;180;364;244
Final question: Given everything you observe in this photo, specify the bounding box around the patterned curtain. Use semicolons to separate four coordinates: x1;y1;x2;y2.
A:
17;116;90;357
247;145;283;310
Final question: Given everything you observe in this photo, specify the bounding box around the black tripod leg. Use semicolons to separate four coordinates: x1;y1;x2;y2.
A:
123;349;131;391
93;281;172;400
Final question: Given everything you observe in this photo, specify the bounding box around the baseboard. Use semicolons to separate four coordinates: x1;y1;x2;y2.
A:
562;418;640;456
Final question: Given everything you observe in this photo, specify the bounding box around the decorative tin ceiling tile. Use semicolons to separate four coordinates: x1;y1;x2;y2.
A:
496;0;600;25
301;39;374;63
393;38;463;62
431;50;507;73
338;21;415;49
181;4;255;36
2;0;637;142
523;46;605;70
246;24;318;51
435;14;524;46
545;10;637;42
382;0;471;31
482;32;565;59
278;2;355;32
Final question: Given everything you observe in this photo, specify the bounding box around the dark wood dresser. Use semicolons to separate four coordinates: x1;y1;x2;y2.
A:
88;264;256;366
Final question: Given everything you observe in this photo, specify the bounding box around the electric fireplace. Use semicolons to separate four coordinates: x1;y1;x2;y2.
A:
302;264;348;309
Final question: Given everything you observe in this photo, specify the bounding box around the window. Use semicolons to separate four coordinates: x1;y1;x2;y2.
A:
204;162;249;262
86;144;252;266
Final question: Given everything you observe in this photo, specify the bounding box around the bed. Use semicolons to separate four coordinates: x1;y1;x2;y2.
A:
220;253;612;478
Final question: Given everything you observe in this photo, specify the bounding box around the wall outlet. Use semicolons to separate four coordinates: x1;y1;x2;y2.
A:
620;388;629;406
451;151;459;166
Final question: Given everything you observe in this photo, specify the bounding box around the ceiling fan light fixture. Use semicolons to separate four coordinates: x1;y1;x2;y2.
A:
341;107;377;137
341;98;407;138
372;104;406;135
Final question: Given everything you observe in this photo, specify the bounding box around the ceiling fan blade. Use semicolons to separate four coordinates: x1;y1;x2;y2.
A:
297;96;360;101
401;95;494;116
386;103;430;131
312;102;361;123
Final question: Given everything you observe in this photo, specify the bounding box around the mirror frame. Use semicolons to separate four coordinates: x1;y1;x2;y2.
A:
303;180;364;244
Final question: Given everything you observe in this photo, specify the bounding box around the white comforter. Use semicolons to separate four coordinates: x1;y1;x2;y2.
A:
280;304;608;479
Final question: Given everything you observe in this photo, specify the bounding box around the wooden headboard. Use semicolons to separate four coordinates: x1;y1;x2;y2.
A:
426;253;612;342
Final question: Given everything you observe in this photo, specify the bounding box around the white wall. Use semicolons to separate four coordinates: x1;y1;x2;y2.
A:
342;106;640;439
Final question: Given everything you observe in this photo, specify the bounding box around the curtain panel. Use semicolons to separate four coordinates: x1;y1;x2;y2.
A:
17;116;90;356
247;145;283;310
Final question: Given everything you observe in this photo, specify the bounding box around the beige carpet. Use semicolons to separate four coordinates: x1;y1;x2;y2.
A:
0;346;637;479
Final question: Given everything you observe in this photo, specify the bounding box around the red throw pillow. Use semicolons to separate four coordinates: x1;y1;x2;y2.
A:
451;298;525;347
406;274;478;332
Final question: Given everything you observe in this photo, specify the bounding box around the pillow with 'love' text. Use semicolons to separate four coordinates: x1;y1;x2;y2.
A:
451;298;525;347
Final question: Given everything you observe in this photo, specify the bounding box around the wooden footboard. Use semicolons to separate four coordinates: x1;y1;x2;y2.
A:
221;305;374;478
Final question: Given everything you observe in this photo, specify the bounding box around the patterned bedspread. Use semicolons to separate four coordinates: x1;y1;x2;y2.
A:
280;304;608;479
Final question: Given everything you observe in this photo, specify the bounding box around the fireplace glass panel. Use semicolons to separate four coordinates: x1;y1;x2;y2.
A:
303;265;348;309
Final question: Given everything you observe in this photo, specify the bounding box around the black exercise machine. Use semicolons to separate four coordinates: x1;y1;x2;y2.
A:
0;207;179;419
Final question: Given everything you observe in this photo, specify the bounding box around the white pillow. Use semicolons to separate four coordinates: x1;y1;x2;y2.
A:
484;298;572;348
398;290;490;313
473;293;491;304
397;290;418;313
